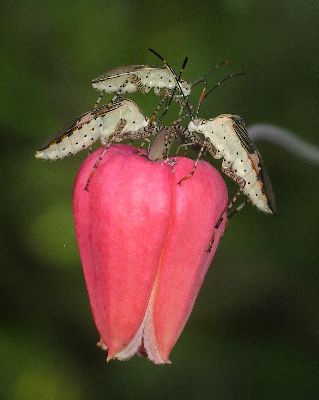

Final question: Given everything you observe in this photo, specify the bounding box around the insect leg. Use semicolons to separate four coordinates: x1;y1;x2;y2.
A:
139;138;152;149
94;93;105;109
116;73;146;95
176;142;195;155
164;125;178;159
84;119;127;191
94;94;122;111
135;138;153;157
206;197;248;252
128;124;157;155
227;200;249;218
149;90;170;124
178;137;211;185
174;95;194;118
206;170;246;252
222;167;246;211
206;209;228;253
158;91;193;123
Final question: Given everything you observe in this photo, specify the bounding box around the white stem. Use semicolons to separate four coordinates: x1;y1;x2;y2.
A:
247;123;319;165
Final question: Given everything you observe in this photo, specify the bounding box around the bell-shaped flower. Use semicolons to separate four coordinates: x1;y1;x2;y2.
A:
73;145;228;364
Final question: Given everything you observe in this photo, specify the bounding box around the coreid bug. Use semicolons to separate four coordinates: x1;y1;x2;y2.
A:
91;49;227;117
91;51;190;115
91;63;190;102
186;115;276;215
35;97;153;161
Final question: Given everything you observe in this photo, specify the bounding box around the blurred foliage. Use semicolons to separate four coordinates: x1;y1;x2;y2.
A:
1;0;319;399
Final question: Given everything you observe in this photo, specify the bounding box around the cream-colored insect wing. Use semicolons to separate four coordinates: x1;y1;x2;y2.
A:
138;67;175;91
244;180;272;214
92;75;136;94
91;65;143;94
229;116;275;214
99;105;124;142
209;116;242;161
35;112;101;160
120;100;149;133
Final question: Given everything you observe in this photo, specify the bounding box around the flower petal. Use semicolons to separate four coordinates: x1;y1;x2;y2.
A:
142;158;228;363
73;145;173;358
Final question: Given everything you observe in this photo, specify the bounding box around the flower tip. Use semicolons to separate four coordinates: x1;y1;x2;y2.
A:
106;353;113;363
153;357;172;365
97;338;107;351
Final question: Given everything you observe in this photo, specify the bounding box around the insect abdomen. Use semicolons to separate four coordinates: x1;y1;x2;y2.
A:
244;177;273;213
36;118;102;160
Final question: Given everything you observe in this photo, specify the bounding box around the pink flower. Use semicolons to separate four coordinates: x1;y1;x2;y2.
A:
73;145;228;364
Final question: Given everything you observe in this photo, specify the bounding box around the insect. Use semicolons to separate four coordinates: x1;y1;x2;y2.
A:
185;114;276;215
92;61;189;102
91;48;227;117
35;97;153;161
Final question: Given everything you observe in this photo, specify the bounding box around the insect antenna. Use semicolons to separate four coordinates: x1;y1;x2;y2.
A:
190;59;229;88
148;48;194;120
160;56;194;122
165;56;189;109
195;72;246;117
195;86;207;118
205;72;246;98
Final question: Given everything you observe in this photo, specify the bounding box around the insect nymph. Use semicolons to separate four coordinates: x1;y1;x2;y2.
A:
186;114;276;214
35;97;152;161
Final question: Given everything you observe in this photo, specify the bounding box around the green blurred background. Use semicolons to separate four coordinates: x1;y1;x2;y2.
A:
1;1;319;399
